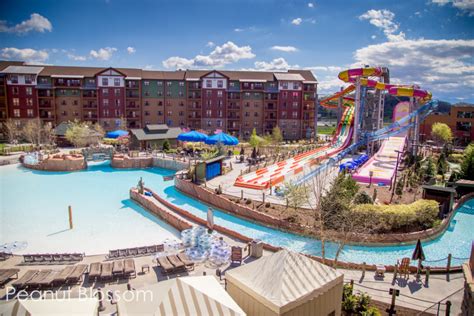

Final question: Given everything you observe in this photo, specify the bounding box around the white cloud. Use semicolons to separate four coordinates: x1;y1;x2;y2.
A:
359;9;405;42
1;47;49;63
271;45;299;52
234;28;243;32
431;0;474;16
89;47;117;61
144;65;154;70
206;41;215;48
67;53;87;61
127;46;136;54
162;41;255;69
291;18;303;25
308;3;314;8
0;13;52;35
254;57;299;71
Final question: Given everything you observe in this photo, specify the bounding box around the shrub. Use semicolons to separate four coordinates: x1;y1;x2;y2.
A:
162;139;170;151
354;191;373;204
448;153;464;164
352;199;439;233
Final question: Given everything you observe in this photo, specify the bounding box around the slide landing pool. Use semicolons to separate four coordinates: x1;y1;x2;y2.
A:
353;101;410;185
234;107;354;190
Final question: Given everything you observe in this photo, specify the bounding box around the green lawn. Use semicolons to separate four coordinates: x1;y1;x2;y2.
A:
317;126;336;135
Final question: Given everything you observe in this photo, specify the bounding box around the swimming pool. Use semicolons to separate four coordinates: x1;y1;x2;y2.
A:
1;164;472;266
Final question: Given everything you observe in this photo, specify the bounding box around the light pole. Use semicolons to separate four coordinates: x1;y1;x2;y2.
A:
390;149;404;203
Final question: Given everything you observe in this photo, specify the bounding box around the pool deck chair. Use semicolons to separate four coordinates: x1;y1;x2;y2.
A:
0;269;20;287
66;264;88;285
25;270;52;289
100;263;113;281
156;256;174;274
399;257;411;279
53;266;75;286
88;262;101;283
167;255;185;272
11;270;38;291
177;253;195;271
124;259;136;279
107;250;119;260
231;246;243;265
112;260;125;279
37;270;61;289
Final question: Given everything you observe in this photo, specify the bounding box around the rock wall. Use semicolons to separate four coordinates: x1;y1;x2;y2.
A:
130;188;192;231
23;155;86;172
152;157;189;171
111;155;153;169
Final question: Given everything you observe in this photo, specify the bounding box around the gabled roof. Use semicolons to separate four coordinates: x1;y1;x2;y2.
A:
130;124;181;140
200;70;229;79
221;70;275;81
273;72;305;81
1;65;44;75
226;249;343;314
94;67;127;77
142;70;164;80
288;69;318;83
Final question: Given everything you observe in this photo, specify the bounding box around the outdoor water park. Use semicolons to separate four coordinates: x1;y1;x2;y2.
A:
1;64;473;315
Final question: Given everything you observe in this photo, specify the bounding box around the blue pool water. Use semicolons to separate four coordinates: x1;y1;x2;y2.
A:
1;164;472;266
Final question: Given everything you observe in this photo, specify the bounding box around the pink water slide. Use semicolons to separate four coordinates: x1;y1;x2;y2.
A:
352;102;410;186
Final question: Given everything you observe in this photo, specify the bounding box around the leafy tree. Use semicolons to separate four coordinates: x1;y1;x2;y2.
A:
395;175;405;199
249;128;264;148
65;120;101;148
283;181;308;211
461;144;474;180
424;157;437;182
431;122;453;145
162;139;170;151
436;151;449;175
271;126;283;144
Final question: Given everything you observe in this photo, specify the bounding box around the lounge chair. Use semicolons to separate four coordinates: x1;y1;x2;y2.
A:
37;270;61;289
156;256;174;274
107;250;119;260
43;254;53;262
127;248;138;257
156;244;165;252
52;266;75;286
11;270;38;291
66;264;88;284
124;259;136;278
231;246;243;265
71;253;84;262
177;253;195;271
0;252;12;261
23;255;35;264
137;247;147;256
0;269;20;287
167;255;185;272
52;254;63;262
112;260;124;278
118;249;128;258
146;245;157;254
399;257;411;279
88;262;101;283
25;270;52;289
62;253;73;262
100;263;113;281
33;254;45;264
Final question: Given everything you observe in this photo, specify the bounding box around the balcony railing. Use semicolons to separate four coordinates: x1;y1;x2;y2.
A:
84;114;98;119
39;101;52;108
38;91;53;97
227;94;240;99
83;103;98;109
126;92;140;98
126;83;140;89
188;115;201;119
126;103;140;108
188;94;201;99
83;92;97;98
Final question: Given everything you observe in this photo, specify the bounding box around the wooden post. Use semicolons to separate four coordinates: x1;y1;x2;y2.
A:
445;300;451;316
241;190;243;200
349;280;354;294
68;205;73;229
447;253;452;273
425;266;430;285
393;263;398;283
262;192;265;204
386;288;400;316
362;262;366;279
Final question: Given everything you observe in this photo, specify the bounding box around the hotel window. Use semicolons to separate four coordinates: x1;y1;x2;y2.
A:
254;102;259;108
245;92;250;98
13;98;20;106
457;111;474;119
145;101;149;106
102;78;108;86
10;75;18;84
218;110;223;117
282;111;287;118
158;91;163;97
229;82;235;87
206;80;212;88
167;82;172;87
179;81;184;87
61;100;67;106
73;100;78;106
157;81;163;86
115;110;120;116
116;100;121;107
293;83;300;89
207;120;212;127
114;78;120;86
103;99;109;106
282;82;288;89
179;111;184;116
269;82;277;89
166;91;171;97
282;92;288;98
74;111;79;117
254;112;259;117
145;91;149;96
62;111;67;116
158;101;163;106
167;110;172;116
40;77;48;84
102;88;109;96
292;122;297;128
145;111;150;116
292;111;298;118
158;111;163;115
245;112;249;117
217;80;223;88
166;101;171;106
217;120;222;127
12;87;19;95
13;109;20;117
178;91;184;97
103;109;109;116
254;93;260;98
283;102;287;108
254;122;259;127
292;92;299;99
293;102;299;108
87;79;95;85
457;121;471;131
206;90;212;97
115;89;120;96
206;110;212;117
144;81;149;86
217;91;223;97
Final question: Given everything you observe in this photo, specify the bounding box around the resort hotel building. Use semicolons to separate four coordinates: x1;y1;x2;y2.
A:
0;61;317;140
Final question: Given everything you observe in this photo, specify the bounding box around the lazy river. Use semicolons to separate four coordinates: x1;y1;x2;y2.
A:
0;163;472;266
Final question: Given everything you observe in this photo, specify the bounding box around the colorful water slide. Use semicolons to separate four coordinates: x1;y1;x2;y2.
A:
234;106;354;190
352;102;410;185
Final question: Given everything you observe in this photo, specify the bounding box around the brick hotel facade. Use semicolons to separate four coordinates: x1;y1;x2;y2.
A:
0;61;317;140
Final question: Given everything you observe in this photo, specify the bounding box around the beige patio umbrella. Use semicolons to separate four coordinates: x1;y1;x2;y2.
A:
0;297;99;315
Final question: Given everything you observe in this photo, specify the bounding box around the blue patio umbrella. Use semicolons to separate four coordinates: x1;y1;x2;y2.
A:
177;130;208;142
106;130;128;139
205;132;239;146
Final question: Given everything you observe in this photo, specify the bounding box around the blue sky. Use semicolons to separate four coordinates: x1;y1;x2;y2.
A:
1;0;473;102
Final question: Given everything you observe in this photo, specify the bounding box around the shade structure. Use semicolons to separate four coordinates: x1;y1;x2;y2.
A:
412;239;425;261
205;132;239;146
177;130;208;142
117;276;246;316
0;297;99;315
106;130;128;139
226;249;344;315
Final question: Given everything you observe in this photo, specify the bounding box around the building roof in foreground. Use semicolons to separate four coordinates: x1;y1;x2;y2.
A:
0;60;318;83
1;65;44;75
117;276;245;316
225;249;343;314
130;124;181;141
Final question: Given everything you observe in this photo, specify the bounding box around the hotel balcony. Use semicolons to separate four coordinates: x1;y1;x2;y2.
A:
126;102;140;109
39;100;53;108
83;102;98;109
303;93;316;101
127;111;140;119
126;92;140;99
264;104;277;111
227;93;240;100
84;114;98;120
126;82;140;89
242;83;264;90
83;91;97;98
188;93;201;99
38;90;53;97
188;83;201;90
304;85;316;92
39;110;54;119
54;80;81;87
265;114;277;120
264;94;278;100
188;114;202;119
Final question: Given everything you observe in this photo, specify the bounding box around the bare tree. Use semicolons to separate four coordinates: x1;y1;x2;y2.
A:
22;118;42;145
4;118;21;144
